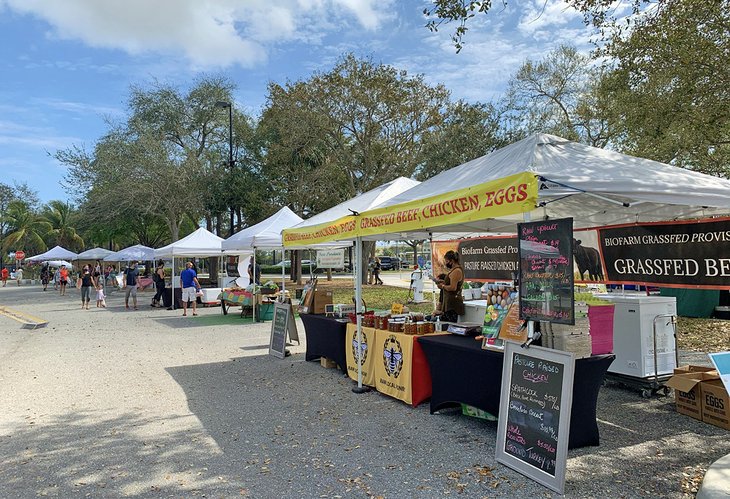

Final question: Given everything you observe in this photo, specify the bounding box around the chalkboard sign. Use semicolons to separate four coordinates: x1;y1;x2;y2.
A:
269;302;297;359
496;341;575;494
517;218;574;324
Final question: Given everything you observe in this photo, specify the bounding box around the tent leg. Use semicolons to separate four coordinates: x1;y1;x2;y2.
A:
352;236;370;394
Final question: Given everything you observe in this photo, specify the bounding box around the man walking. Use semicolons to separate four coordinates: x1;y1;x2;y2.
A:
180;261;200;317
1;266;8;287
123;261;141;310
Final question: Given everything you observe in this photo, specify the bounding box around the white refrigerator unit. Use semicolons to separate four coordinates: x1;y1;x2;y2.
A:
596;294;677;378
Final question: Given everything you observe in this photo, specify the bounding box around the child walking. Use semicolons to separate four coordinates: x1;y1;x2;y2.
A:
96;284;106;308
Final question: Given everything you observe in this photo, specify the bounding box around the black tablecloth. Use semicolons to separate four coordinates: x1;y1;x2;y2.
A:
417;334;614;449
300;314;348;374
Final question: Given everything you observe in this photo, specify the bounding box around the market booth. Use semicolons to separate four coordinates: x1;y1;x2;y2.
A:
282;133;730;491
154;228;225;309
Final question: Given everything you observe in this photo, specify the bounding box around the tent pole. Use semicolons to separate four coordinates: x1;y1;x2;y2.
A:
281;249;285;297
353;236;369;393
522;212;535;340
253;249;257;323
430;233;437;311
172;257;175;311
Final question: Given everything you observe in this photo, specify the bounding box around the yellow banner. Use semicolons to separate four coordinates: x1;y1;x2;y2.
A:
346;324;377;387
373;330;414;405
283;172;537;246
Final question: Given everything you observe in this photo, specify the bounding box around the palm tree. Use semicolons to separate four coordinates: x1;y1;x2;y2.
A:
42;200;85;251
1;200;51;255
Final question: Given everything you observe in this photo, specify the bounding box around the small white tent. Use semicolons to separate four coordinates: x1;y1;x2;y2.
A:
222;207;302;252
103;245;155;262
154;227;224;259
26;245;78;262
76;247;115;260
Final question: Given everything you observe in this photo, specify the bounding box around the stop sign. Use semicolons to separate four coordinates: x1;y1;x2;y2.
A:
15;250;25;260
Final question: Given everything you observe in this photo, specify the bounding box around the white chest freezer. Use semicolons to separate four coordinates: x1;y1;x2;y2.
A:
595;294;677;378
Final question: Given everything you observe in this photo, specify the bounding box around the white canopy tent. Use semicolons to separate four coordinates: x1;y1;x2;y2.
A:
26;245;79;262
76;247;115;260
222;207;305;320
366;134;730;240
103;244;155;262
154;227;224;259
287;176;420;390
153;228;225;309
284;134;730;390
289;177;420;237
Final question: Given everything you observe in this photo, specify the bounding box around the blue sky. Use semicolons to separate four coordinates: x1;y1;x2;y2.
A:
0;0;597;204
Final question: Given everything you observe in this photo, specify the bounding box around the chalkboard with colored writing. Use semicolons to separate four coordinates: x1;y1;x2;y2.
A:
496;341;575;494
517;217;574;324
269;302;295;359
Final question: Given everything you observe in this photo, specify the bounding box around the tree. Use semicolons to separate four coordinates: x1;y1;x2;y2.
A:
503;45;612;147
1;200;51;255
261;54;450;281
42;200;85;252
423;0;655;52
261;54;450;202
596;0;730;175
417;100;513;179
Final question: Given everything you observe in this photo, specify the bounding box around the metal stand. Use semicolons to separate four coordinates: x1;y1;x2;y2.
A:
604;313;678;398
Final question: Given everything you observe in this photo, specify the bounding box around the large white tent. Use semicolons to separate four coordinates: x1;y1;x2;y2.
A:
283;134;730;390
363;134;730;240
154;227;224;259
26;245;78;262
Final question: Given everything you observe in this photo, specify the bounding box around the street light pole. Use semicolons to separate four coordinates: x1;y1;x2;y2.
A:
215;101;236;237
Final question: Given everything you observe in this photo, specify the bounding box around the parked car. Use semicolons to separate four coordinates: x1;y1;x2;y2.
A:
377;256;401;271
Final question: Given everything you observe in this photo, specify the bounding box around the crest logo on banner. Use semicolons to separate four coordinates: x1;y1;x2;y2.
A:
382;335;404;378
352;330;368;365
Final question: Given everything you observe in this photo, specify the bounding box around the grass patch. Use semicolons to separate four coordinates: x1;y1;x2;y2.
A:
331;285;435;314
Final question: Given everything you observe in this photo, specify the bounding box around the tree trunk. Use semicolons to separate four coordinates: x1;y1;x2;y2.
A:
361;241;375;285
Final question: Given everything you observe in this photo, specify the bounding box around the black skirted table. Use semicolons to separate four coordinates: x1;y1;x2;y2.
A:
300;314;349;375
417;334;615;449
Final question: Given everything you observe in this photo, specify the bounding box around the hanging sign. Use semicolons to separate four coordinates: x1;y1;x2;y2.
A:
433;236;518;282
518;218;574;324
316;249;345;269
282;172;538;247
596;218;730;288
496;341;575;494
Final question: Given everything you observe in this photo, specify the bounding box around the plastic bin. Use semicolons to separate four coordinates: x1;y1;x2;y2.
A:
589;304;615;355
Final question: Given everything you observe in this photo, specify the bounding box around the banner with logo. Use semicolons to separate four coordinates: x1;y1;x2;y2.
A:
432;236;519;282
346;324;377;386
595;218;730;289
283;172;538;247
373;330;414;405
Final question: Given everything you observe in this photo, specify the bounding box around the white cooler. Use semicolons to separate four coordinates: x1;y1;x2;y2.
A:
200;288;222;305
595;294;677;378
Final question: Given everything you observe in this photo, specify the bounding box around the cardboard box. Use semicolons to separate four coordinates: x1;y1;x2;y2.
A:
674;365;716;375
701;380;730;430
320;357;338;369
666;372;719;420
312;290;333;314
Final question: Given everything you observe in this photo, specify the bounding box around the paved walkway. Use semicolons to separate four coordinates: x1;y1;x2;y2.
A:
2;283;729;497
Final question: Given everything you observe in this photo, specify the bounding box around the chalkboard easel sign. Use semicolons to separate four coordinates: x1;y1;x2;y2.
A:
517;217;574;324
269;302;297;359
495;341;575;495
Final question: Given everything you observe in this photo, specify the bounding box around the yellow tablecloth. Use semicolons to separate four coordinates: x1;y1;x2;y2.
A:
373;329;416;405
345;323;377;387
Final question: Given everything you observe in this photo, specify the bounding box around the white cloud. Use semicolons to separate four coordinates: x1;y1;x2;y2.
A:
2;0;395;69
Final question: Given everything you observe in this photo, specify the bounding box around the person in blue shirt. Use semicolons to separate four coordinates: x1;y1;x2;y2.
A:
180;261;200;317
